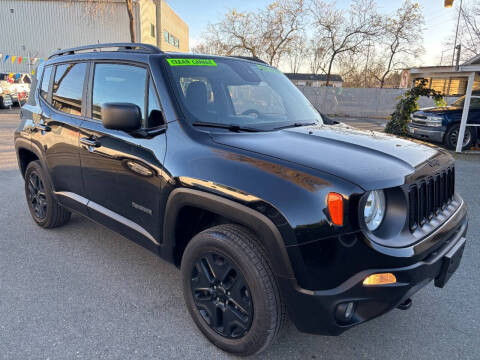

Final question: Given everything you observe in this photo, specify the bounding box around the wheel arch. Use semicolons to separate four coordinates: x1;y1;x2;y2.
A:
16;141;57;201
444;121;477;148
163;187;296;279
16;145;39;178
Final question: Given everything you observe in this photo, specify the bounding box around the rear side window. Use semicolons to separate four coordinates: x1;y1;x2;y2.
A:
52;63;86;116
92;63;146;122
40;66;52;101
470;97;480;109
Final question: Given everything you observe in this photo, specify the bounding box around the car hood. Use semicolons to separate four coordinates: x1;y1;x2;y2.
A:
211;124;448;190
417;106;462;114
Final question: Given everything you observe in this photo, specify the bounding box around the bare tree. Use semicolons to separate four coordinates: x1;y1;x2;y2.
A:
308;38;328;74
286;34;309;73
309;0;381;86
201;9;261;57
191;42;224;55
372;1;424;88
441;0;480;63
260;0;306;66
455;0;480;61
125;0;135;42
66;0;136;42
337;50;379;87
195;0;305;66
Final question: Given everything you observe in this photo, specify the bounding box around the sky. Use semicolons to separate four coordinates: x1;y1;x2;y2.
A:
166;0;459;69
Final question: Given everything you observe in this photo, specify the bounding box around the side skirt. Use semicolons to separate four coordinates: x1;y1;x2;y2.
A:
55;191;161;254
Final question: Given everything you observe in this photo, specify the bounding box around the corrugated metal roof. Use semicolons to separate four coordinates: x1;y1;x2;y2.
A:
464;53;480;65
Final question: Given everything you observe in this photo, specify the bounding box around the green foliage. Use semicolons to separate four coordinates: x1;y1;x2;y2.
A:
385;79;444;136
434;96;448;107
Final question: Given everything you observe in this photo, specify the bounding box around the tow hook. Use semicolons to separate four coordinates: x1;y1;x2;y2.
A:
397;298;412;310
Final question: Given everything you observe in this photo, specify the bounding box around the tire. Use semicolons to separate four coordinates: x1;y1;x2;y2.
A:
444;124;476;150
24;160;71;228
181;224;286;356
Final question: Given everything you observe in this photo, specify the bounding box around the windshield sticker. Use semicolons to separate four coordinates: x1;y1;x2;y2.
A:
256;64;280;73
167;58;217;66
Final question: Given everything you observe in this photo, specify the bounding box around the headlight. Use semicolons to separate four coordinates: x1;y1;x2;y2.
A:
363;190;386;231
424;115;443;127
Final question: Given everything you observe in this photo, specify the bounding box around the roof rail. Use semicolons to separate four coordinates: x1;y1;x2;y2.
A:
48;43;163;59
228;56;268;65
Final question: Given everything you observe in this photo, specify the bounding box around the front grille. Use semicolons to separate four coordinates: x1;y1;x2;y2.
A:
410;114;428;126
408;166;455;231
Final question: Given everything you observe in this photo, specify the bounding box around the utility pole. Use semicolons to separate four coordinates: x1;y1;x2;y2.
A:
451;0;463;66
27;51;31;75
455;44;461;70
439;49;449;65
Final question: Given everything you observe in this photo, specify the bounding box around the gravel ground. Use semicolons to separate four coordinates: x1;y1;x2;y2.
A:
0;109;479;359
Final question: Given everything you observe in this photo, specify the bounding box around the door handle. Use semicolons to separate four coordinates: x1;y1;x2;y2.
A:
80;137;101;148
35;123;51;132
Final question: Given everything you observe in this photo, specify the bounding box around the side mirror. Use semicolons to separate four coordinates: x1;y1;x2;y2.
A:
317;110;339;125
101;103;142;131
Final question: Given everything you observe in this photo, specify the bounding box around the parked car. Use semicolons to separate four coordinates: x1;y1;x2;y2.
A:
15;43;468;356
0;73;30;107
407;94;480;150
0;80;14;109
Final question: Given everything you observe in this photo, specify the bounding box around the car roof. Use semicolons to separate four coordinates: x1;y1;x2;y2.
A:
44;43;269;67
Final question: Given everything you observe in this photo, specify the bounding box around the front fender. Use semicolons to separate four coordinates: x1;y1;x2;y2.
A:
162;187;296;279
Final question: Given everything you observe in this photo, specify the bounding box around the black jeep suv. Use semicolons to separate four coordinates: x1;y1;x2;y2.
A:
15;43;468;356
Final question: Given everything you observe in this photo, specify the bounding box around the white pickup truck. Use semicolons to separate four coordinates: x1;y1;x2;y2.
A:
0;73;31;106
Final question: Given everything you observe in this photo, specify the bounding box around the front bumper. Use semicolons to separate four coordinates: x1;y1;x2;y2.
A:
406;123;445;143
278;200;468;335
1;95;13;107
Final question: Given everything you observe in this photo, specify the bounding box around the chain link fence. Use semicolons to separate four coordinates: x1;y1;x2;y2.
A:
297;86;460;119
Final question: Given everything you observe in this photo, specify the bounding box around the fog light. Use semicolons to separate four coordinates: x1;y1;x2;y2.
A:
363;273;397;286
335;301;356;324
344;301;354;319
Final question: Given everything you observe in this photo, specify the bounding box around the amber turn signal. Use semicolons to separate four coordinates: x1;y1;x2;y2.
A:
327;192;344;226
363;273;397;286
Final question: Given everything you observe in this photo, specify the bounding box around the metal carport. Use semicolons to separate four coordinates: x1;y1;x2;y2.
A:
409;58;480;152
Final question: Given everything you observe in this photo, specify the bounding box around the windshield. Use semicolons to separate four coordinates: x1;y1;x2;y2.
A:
453;97;465;107
452;96;480;108
164;57;322;130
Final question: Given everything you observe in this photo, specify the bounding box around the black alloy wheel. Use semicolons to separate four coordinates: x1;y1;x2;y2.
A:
27;171;47;220
191;252;253;339
181;224;286;356
24;160;71;228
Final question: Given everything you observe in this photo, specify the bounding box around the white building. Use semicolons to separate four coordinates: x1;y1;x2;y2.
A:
0;0;189;74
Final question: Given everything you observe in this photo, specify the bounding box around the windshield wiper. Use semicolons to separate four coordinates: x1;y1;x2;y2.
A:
192;121;261;132
271;122;317;131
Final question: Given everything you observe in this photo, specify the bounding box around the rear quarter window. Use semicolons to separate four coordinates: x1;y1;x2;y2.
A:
52;62;86;116
40;66;52;101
